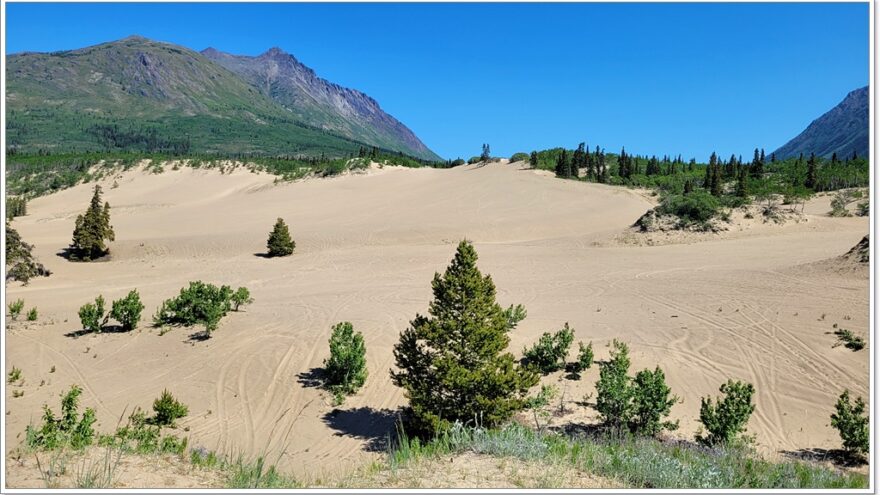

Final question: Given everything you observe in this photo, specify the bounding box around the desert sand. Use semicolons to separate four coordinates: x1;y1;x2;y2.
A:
4;161;869;480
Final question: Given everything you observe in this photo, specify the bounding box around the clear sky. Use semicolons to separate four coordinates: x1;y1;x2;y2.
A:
5;2;870;161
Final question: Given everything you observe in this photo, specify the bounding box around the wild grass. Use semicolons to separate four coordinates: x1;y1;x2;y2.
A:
386;422;867;489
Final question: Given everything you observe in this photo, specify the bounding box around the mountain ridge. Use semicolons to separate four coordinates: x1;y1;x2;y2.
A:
6;36;439;160
771;86;869;160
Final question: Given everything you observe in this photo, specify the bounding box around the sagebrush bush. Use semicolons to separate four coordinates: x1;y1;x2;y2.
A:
110;290;144;331
830;389;869;458
25;385;97;450
323;321;368;403
595;339;633;429
153;281;239;335
523;323;575;374
697;379;755;446
8;299;24;320
152;389;189;427
79;295;108;333
630;366;679;437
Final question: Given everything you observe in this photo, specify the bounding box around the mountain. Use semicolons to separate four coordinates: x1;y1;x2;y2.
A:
6;36;439;159
201;47;439;161
771;86;869;160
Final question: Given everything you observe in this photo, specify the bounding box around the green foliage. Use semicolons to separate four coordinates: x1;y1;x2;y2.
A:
502;304;527;330
856;200;869;217
630;366;679;437
69;185;115;261
830;390;869;458
697;380;756;446
832;328;866;351
98;407;187;455
8;299;25;320
152;389;189;427
657;192;721;226
323;321;368;403
266;218;295;257
8;366;22;384
153;281;242;335
509;152;530;163
5;223;51;284
829;189;858;217
571;341;594;373
78;295;108;333
391;240;539;434
6;196;27;219
523;323;575;374
595;340;633;429
110;290;144;331
231;287;253;311
25;385;97;451
389;422;867;489
26;307;38;321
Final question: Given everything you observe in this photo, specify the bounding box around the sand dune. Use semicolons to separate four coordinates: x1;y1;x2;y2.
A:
5;162;868;478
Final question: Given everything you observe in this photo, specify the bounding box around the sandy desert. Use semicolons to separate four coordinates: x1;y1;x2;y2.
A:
4;160;869;481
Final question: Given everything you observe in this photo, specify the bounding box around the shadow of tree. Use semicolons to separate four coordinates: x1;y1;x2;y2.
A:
780;447;866;468
321;407;401;452
55;248;111;262
64;324;130;338
296;368;324;388
187;330;212;342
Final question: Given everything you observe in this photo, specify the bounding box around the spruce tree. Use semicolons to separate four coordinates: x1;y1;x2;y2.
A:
555;149;571;178
391;240;539;434
266;218;295;257
735;166;749;198
529;151;538;167
805;153;818;190
6;222;50;284
595;340;633;429
69;185;115;261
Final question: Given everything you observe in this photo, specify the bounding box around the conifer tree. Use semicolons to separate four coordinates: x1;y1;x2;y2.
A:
595;340;633;429
391;240;539;434
266;218;295;257
750;148;764;178
683;179;693;195
6;222;50;284
805;152;818;190
529;151;538;167
735;166;749;198
69;185;115;261
555;149;571;178
481;143;491;162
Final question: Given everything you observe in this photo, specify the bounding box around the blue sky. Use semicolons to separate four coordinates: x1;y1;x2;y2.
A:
5;2;870;160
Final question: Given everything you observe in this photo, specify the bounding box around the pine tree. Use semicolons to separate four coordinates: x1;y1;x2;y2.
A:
481;143;491;162
266;218;295;257
750;148;764;178
391;240;539;434
555;149;571;178
595;340;633;429
69;185;115;261
735;166;749;198
529;151;538;167
805;153;818;190
6;222;50;284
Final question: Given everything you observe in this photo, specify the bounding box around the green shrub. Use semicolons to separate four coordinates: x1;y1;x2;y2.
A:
390;240;539;434
595;340;633;429
110;290;144;331
79;295;108;333
6;196;27;219
8;366;22;384
523;323;575;374
8;299;24;320
6;224;50;284
467;156;482;165
657;192;720;225
152;389;189;427
571;341;594;373
231;287;253;311
830;390;868;459
697;379;755;446
266;218;295;257
630;366;679;437
25;385;97;450
832;328;865;351
153;281;235;335
323;321;368;403
509;152;530;163
856;200;869;217
26;307;38;321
